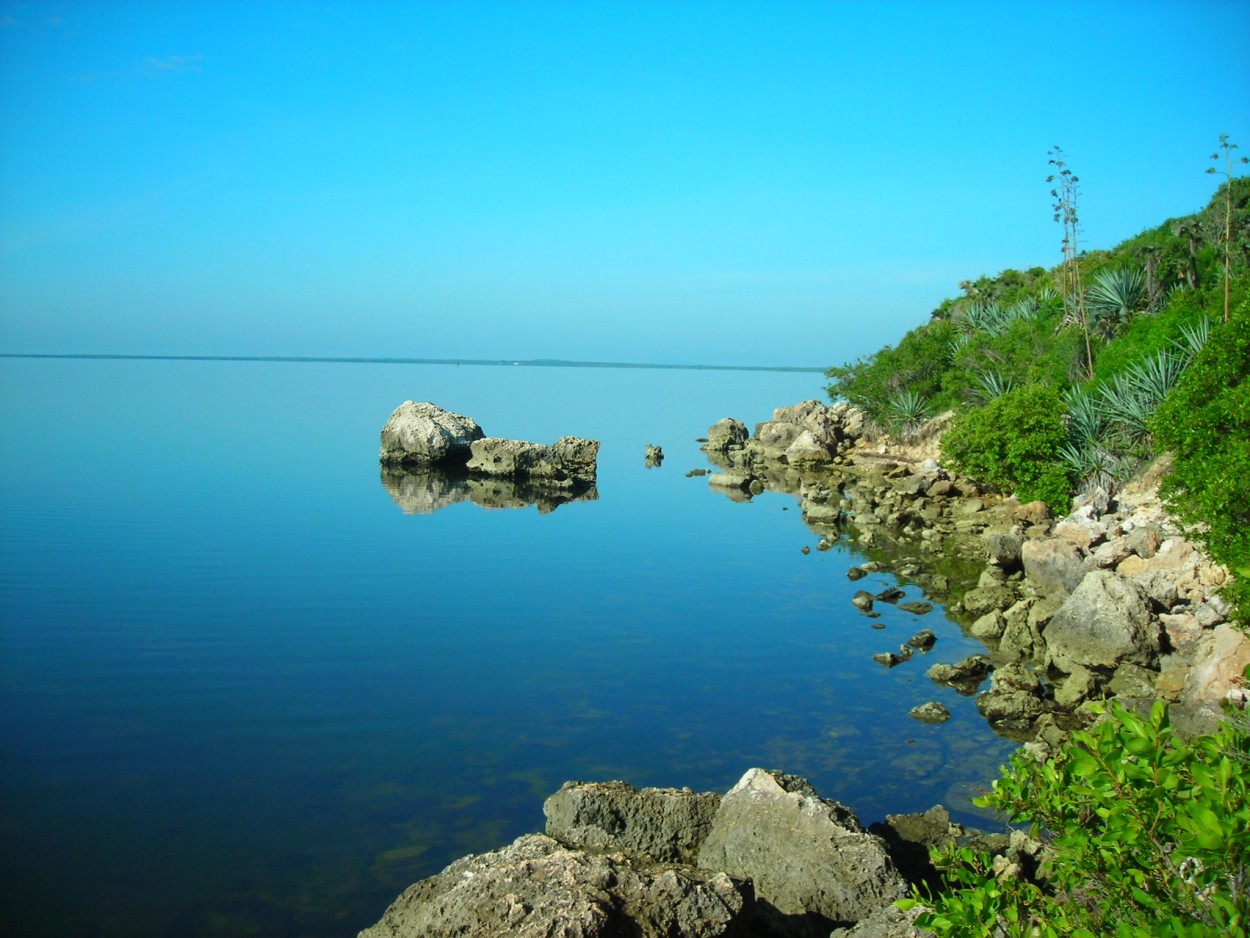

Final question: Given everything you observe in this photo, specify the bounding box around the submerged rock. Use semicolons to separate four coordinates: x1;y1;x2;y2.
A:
909;702;951;724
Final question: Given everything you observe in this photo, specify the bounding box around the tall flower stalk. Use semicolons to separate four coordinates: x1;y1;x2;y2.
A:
1206;134;1249;322
1049;147;1093;377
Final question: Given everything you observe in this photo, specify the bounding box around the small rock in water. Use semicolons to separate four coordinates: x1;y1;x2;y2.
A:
873;651;904;667
847;566;867;581
876;586;905;603
801;545;811;555
907;629;937;650
910;702;951;724
817;539;833;552
898;601;934;616
645;444;664;468
851;591;875;612
686;468;710;477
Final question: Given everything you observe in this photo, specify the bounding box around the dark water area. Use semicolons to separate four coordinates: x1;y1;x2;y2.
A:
0;358;1016;937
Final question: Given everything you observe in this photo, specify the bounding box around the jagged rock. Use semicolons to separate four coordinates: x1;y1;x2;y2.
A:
1053;665;1098;709
358;833;750;938
970;610;1007;640
986;531;1024;568
847;566;868;581
1108;663;1158;701
976;663;1046;725
704;418;749;453
907;629;937;650
1181;624;1250;710
852;591;876;612
697;769;906;933
1021;537;1086;596
959;583;1016;618
827;901;931;938
1013;500;1051;526
909;701;950;723
645;443;664;467
927;655;994;693
1044;570;1159;673
379;401;485;466
875;586;906;603
465;436;599;485
543;780;721;865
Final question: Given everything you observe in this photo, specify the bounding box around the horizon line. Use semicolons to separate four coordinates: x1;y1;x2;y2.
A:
0;352;828;374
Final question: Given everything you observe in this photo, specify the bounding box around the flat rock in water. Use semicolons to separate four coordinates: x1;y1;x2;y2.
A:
909;702;951;724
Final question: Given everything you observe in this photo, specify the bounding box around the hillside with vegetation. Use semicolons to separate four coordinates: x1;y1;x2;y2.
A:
826;145;1249;626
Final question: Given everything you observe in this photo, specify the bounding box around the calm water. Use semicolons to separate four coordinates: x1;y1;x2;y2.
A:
0;358;1015;937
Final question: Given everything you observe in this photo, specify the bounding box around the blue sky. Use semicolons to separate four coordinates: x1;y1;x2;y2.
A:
1;1;1247;367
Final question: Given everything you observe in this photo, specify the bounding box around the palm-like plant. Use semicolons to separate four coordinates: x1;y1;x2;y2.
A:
973;370;1015;403
1098;349;1187;446
1171;316;1211;366
884;389;932;435
1086;267;1145;340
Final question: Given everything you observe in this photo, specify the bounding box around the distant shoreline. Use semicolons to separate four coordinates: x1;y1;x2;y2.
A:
0;353;825;374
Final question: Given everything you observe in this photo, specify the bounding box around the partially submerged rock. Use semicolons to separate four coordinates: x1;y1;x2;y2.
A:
697;768;906;932
357;832;749;938
379;401;484;466
363;768;912;938
379;402;598;487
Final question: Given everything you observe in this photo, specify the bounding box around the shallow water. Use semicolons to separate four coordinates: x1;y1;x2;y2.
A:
0;358;1016;937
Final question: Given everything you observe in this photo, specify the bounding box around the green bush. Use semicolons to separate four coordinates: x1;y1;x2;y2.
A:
941;384;1071;514
904;701;1250;937
1152;299;1250;624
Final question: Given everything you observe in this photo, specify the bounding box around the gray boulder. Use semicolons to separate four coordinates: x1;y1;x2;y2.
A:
1044;570;1159;674
543;780;721;865
1021;537;1086;596
379;401;485;466
705;418;749;453
357;832;750;938
697;768;905;932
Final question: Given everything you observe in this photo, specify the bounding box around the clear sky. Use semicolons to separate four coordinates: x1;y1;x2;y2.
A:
1;1;1247;368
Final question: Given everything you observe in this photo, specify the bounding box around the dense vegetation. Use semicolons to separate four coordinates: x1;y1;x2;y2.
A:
902;702;1249;937
826;151;1250;624
831;141;1250;938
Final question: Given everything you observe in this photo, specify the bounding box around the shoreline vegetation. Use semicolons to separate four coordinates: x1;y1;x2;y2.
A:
359;152;1248;936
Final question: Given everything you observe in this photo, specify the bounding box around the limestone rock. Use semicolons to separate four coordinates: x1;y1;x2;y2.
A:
543;780;720;865
697;768;905;932
465;436;599;485
379;401;485;466
704;418;749;453
1044;570;1159;673
1021;537;1086;596
976;663;1047;725
909;701;950;723
358;833;750;938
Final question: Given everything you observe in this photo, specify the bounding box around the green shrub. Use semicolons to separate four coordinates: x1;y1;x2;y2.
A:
1152;300;1250;624
941;384;1071;514
903;701;1250;937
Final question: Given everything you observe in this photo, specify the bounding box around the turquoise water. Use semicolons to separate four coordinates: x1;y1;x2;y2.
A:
0;358;1016;937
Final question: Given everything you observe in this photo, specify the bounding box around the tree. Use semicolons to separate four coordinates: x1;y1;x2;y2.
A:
1207;134;1250;322
1049;147;1093;377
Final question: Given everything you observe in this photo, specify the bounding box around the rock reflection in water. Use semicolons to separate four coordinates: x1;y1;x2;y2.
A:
381;465;598;515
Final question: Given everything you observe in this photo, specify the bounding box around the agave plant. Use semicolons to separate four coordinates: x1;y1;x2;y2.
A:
1063;386;1109;447
1086;266;1145;339
884;389;932;435
1171;316;1211;365
1098;349;1187;446
973;369;1015;403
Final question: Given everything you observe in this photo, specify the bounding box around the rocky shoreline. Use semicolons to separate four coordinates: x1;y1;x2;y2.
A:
700;400;1247;744
359;399;1247;937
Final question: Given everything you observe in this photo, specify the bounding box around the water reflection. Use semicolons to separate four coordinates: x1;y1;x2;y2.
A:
380;465;598;515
